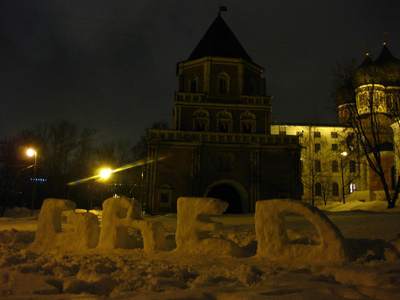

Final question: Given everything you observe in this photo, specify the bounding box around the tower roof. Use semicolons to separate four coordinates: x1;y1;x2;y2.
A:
375;43;400;65
358;53;373;68
354;44;400;86
188;14;252;62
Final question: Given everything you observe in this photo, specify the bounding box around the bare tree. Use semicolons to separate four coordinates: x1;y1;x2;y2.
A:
349;84;400;208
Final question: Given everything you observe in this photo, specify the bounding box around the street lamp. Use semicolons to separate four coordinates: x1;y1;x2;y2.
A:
25;147;38;214
340;151;348;204
98;167;113;181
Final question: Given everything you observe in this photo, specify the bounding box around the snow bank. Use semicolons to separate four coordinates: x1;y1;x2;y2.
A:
255;199;348;266
322;199;400;212
176;197;243;256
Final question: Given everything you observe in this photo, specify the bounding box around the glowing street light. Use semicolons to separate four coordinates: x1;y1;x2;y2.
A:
26;147;37;158
98;167;113;181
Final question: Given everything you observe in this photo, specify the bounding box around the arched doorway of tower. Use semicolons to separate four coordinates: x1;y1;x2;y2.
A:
205;180;248;213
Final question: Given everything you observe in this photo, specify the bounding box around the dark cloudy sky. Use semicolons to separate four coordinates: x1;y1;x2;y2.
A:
1;0;399;142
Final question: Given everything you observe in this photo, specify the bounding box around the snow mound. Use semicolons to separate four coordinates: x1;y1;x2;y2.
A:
322;200;400;212
256;199;348;266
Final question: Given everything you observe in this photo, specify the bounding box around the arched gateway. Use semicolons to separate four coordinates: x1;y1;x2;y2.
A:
205;180;248;213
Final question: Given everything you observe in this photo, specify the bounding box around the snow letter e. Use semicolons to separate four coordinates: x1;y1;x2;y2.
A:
176;197;242;256
255;199;348;266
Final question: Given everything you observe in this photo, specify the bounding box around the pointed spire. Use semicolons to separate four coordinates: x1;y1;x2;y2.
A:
375;43;399;64
188;13;252;62
358;51;372;68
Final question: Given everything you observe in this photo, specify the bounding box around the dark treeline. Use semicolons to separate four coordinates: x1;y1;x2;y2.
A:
0;120;158;215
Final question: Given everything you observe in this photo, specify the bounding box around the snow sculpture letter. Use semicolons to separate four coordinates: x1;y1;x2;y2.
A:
30;198;76;252
65;212;100;250
255;199;348;266
97;196;167;252
97;196;142;249
176;197;242;256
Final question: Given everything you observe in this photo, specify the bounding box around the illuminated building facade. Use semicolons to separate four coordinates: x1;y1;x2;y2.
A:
144;14;301;213
142;12;400;212
272;44;400;204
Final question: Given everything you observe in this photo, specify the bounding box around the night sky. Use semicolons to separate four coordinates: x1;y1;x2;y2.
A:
1;0;400;142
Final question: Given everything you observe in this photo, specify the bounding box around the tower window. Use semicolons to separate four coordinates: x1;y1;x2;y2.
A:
217;73;230;94
190;78;199;93
240;111;256;133
193;109;209;131
159;184;173;209
216;110;233;132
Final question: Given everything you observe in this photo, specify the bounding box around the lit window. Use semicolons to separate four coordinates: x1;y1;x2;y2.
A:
350;183;356;193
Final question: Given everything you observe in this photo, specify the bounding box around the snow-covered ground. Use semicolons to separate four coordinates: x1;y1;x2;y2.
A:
1;201;400;299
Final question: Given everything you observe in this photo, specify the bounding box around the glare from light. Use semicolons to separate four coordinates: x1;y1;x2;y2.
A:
98;167;113;181
340;151;348;157
26;148;37;158
67;156;167;186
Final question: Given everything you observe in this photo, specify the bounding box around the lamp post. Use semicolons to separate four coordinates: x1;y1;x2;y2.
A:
25;147;37;214
340;151;348;204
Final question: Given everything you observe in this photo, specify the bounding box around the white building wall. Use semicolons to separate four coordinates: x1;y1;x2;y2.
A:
271;124;359;204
